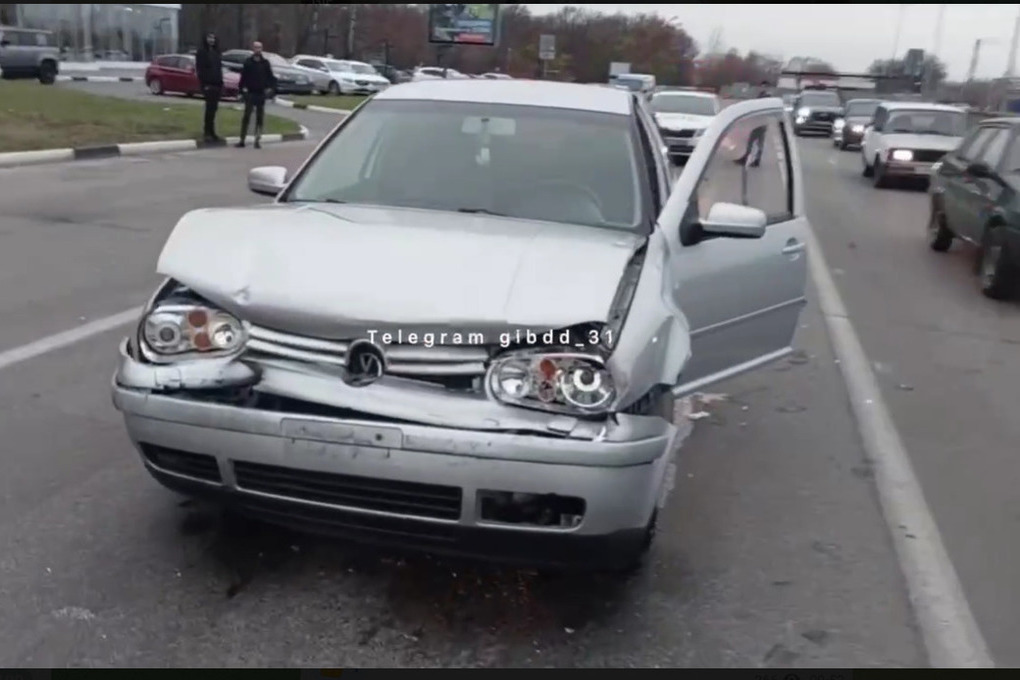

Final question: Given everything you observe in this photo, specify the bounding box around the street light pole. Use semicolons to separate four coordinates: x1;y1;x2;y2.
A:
890;3;906;64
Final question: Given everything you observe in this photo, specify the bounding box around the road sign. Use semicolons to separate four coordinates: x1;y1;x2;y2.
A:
904;48;925;78
539;34;555;61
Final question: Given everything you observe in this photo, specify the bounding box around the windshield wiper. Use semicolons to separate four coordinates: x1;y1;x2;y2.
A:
457;207;510;216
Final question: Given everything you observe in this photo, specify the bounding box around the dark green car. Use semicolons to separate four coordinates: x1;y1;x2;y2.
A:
928;117;1020;299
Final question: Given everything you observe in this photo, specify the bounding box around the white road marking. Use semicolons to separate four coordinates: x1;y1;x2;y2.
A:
0;306;142;373
805;226;995;668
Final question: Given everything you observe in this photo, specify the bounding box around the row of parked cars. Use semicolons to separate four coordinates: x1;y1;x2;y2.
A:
144;47;514;100
788;87;1020;301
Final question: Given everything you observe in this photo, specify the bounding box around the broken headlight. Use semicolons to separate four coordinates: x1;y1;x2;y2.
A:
140;304;246;362
486;351;616;415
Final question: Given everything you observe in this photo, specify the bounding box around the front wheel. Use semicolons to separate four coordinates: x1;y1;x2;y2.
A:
862;153;874;177
328;81;340;95
927;203;954;252
37;61;57;84
872;157;888;187
978;225;1016;299
148;78;163;95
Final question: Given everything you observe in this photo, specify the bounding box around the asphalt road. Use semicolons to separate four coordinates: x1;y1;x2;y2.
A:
799;135;1020;666
0;144;925;666
58;79;344;141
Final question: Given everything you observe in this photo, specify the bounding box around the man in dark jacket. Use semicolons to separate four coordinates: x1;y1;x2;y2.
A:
195;32;223;143
236;41;277;149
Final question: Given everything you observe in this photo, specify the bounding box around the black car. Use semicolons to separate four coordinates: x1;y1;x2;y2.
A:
220;49;315;95
928;118;1020;299
833;98;880;150
791;89;844;136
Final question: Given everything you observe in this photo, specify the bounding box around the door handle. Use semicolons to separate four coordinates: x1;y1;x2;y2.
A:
782;240;806;255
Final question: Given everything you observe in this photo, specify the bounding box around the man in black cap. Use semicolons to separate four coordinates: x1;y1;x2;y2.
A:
195;32;223;143
236;41;277;149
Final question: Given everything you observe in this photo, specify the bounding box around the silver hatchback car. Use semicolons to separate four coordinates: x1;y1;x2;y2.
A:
112;81;809;571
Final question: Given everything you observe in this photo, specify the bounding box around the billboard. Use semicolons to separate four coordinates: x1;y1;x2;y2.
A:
428;4;500;45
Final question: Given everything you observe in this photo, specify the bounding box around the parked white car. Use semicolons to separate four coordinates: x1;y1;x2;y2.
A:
860;102;967;188
412;66;468;81
289;54;343;95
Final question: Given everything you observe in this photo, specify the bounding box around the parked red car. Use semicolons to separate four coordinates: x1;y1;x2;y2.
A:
145;53;240;99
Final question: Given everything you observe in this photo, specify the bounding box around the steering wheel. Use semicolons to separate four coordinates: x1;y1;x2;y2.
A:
521;179;605;214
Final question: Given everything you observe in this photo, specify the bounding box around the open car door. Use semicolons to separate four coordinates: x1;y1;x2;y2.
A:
656;97;809;397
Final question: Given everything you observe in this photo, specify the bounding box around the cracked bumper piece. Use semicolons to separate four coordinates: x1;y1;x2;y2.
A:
112;339;678;569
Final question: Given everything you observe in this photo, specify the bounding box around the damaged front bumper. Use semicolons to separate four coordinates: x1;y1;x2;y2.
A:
112;339;680;569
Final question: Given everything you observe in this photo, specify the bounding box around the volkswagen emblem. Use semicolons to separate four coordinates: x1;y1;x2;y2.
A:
343;339;386;387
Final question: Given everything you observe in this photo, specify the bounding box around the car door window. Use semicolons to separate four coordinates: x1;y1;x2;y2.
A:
687;110;791;233
977;128;1009;167
958;127;996;162
999;132;1020;174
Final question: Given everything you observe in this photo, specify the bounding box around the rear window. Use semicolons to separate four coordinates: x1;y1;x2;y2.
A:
846;101;879;117
287;99;645;232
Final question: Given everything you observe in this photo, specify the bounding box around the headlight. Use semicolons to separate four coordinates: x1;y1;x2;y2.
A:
140;304;246;361
487;351;616;415
834;118;845;130
932;160;943;173
851;124;865;133
797;106;810;118
693;127;705;137
890;149;914;162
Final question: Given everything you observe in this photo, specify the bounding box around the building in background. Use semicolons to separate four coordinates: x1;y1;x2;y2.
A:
7;4;179;62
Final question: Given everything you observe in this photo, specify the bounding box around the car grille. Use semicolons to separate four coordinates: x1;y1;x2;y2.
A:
244;324;490;377
810;111;835;121
355;79;370;87
910;149;947;163
232;460;463;520
141;444;222;483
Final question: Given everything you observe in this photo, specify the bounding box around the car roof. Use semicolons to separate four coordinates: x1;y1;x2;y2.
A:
845;98;880;104
652;90;717;99
375;79;633;115
880;101;965;113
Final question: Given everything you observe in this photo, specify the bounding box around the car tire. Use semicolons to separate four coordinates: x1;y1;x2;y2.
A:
839;139;848;151
872;157;888;188
37;61;57;85
328;81;340;95
148;78;163;95
978;224;1016;300
927;202;954;252
862;154;874;177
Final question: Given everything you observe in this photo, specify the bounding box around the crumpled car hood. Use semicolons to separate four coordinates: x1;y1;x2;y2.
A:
157;203;645;339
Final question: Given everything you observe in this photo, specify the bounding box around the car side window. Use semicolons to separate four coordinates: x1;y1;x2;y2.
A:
958;127;996;162
1000;132;1020;174
978;128;1010;167
688;111;792;230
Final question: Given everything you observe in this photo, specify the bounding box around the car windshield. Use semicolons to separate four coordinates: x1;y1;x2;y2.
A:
651;94;717;116
800;92;841;107
846;101;879;117
286;99;643;231
886;109;966;136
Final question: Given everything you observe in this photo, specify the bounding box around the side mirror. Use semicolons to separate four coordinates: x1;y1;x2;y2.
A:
967;161;992;178
248;166;288;197
700;202;767;239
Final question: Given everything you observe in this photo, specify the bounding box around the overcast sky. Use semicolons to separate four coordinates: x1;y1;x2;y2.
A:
526;3;1020;81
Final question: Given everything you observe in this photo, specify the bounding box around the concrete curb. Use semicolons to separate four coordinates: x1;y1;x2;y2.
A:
56;75;146;83
0;125;310;169
275;97;351;115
